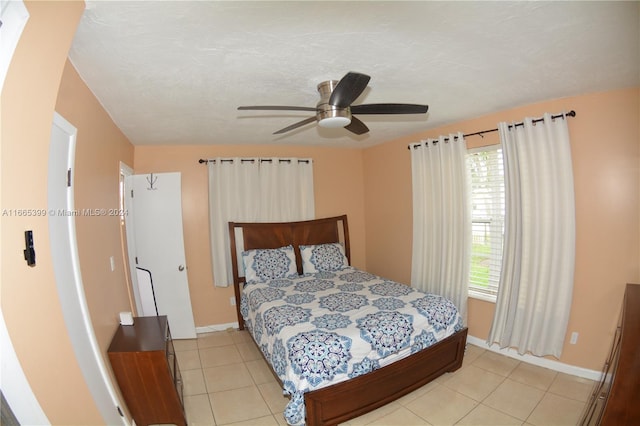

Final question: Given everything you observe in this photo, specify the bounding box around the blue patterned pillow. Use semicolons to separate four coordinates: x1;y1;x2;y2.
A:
300;243;348;274
242;245;298;284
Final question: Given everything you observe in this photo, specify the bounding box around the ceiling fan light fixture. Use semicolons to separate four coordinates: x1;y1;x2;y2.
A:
317;105;351;128
319;115;351;128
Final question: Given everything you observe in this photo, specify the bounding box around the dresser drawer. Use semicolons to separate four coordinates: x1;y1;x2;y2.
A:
108;316;186;426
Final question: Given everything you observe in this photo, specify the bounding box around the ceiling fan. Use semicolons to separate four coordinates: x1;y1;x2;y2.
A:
237;72;429;135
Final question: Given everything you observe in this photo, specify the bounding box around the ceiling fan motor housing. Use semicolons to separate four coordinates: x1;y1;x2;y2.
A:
316;80;352;128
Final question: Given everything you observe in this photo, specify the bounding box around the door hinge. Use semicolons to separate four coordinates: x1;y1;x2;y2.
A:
67;168;72;187
130;189;134;198
117;406;124;417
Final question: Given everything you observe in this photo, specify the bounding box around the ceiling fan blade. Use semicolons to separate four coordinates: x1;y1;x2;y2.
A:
238;106;317;112
344;116;369;135
351;103;429;114
329;72;371;108
273;116;317;134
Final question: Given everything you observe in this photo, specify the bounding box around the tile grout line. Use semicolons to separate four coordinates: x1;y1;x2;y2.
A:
475;357;543;425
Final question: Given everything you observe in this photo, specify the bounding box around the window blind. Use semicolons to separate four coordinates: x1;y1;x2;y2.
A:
466;146;505;301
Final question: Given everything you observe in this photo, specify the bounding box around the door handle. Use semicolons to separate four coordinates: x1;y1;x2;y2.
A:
178;265;185;271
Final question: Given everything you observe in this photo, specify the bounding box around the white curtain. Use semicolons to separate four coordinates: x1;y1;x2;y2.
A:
208;157;314;287
488;113;575;358
411;133;471;322
259;158;315;221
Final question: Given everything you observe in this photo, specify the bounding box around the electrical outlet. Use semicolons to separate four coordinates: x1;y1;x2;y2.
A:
230;296;236;306
570;332;579;345
110;256;115;272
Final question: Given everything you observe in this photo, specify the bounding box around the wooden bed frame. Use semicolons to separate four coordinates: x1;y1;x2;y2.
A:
228;215;468;426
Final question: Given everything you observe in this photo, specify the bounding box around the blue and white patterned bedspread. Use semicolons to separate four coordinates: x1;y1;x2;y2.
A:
240;267;464;425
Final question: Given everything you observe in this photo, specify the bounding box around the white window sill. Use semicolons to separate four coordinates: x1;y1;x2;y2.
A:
468;290;497;303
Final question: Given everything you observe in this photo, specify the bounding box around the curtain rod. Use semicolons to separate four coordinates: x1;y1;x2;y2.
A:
198;158;311;164
408;110;576;150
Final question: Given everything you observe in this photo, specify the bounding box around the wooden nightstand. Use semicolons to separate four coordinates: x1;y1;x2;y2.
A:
108;316;186;426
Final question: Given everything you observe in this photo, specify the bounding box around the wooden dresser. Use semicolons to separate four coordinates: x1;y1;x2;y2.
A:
108;316;186;426
580;283;640;425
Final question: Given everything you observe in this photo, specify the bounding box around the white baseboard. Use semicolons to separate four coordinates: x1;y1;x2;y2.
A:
466;335;602;381
196;322;240;334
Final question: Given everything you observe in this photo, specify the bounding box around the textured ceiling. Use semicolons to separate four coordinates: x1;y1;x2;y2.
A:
69;1;640;148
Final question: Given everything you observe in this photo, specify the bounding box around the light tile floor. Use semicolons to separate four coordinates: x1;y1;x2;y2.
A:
173;329;594;425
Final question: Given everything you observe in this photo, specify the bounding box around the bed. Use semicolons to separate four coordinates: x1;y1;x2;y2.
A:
228;215;468;426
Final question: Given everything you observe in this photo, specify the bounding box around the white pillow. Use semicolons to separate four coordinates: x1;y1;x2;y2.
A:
242;245;298;284
299;243;348;274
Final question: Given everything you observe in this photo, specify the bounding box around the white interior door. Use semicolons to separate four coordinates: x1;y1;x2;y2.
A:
48;113;127;424
130;172;196;339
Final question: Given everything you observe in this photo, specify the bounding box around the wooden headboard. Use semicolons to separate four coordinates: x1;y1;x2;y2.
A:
228;215;349;329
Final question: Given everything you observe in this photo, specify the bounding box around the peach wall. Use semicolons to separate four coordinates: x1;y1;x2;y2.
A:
134;145;366;327
363;88;640;370
55;60;135;357
0;1;106;424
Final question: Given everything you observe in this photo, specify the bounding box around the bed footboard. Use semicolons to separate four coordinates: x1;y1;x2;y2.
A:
304;327;468;426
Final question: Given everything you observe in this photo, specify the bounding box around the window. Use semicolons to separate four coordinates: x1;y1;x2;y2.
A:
466;145;505;302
